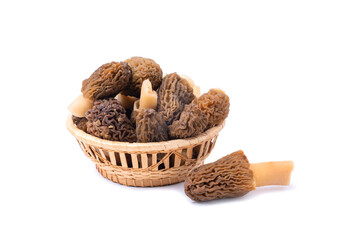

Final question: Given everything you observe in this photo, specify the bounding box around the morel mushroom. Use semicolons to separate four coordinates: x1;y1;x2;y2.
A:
82;61;132;100
157;73;195;125
68;61;132;118
124;57;163;98
85;99;136;142
135;109;168;143
185;150;294;202
72;115;88;132
168;99;208;139
198;89;230;129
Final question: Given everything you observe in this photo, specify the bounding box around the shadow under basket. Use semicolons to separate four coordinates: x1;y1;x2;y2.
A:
66;115;225;187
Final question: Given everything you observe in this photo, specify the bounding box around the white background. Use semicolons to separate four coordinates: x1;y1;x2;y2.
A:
1;0;359;239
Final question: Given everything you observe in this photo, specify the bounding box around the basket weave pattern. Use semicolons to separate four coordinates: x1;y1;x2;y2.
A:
67;115;224;187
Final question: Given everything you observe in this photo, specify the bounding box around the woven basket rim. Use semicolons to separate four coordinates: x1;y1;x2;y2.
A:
66;114;225;153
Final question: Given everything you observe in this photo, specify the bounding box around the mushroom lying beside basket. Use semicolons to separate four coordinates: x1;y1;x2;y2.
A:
185;150;294;202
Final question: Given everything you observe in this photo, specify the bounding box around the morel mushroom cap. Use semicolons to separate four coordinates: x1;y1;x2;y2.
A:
124;57;163;98
185;150;256;202
85;99;136;142
72;115;88;132
157;73;195;125
135;108;168;143
81;61;132;100
168;99;208;139
198;89;230;129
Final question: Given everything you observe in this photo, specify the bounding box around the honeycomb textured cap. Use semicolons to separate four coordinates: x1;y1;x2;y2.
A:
135;108;169;142
124;57;163;97
81;62;131;100
85;99;136;142
185;150;256;202
72;115;88;132
157;73;195;125
198;89;230;129
168;99;208;139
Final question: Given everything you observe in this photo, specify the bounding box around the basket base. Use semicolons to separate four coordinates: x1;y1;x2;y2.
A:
96;164;195;187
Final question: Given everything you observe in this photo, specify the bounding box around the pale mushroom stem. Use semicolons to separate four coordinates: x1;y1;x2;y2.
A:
68;94;94;117
139;79;157;110
250;161;294;187
115;94;137;109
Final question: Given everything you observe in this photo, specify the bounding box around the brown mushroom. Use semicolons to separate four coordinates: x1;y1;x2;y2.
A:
135;108;169;143
82;61;132;100
168;99;208;139
197;88;230;129
68;61;131;117
85;98;136;142
184;150;294;202
72;115;87;132
157;73;195;125
124;57;163;97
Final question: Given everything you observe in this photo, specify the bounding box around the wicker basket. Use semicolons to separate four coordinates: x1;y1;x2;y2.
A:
66;115;225;187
